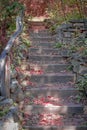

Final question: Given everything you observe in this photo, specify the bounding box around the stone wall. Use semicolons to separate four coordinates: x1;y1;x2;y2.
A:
56;19;87;44
55;19;87;82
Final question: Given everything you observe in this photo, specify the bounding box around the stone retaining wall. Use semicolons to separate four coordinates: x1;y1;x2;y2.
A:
55;19;87;82
56;19;87;44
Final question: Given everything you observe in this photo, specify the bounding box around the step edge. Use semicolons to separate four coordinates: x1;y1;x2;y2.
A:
23;104;86;108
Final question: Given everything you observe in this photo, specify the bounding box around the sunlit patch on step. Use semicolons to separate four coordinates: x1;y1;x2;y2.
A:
34;29;39;33
44;105;68;113
64;126;77;130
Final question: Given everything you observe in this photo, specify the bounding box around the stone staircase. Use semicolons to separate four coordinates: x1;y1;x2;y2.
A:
20;21;87;130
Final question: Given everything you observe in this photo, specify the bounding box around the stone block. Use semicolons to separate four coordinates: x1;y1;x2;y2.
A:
0;122;18;130
0;98;13;105
64;32;72;38
79;65;87;74
73;23;84;27
0;96;5;101
11;86;24;103
70;19;87;23
62;38;72;44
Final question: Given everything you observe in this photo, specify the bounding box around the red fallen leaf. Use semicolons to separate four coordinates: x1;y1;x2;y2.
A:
22;120;26;125
33;100;38;104
15;67;22;73
29;81;34;85
54;119;63;126
41;119;48;122
39;114;44;117
40;97;45;101
41;114;63;125
33;97;62;106
34;99;43;105
39;119;48;125
37;70;43;74
80;30;84;33
24;98;29;103
24;113;30;119
47;96;52;98
30;68;44;75
31;69;35;71
30;69;34;74
45;101;51;104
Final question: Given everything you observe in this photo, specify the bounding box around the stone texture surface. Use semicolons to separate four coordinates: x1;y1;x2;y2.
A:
56;19;87;44
0;122;18;130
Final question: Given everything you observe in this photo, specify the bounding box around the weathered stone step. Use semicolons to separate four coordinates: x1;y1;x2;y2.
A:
31;42;56;48
29;21;45;26
29;73;75;84
29;47;60;55
28;47;69;58
28;55;66;64
25;88;78;100
29;29;51;36
30;63;70;73
24;88;80;106
23;112;87;128
30;37;56;41
23;104;86;115
29;28;50;33
22;82;76;90
30;35;55;39
23;126;87;130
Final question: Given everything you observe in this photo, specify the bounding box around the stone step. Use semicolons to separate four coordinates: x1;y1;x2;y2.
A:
23;111;87;129
30;37;56;41
24;88;80;106
25;82;76;89
24;88;78;101
31;42;56;48
23;104;86;115
29;35;55;39
29;47;60;55
29;73;75;84
29;63;70;73
28;48;69;58
28;21;45;26
29;29;51;36
29;29;50;33
23;126;87;130
28;55;67;64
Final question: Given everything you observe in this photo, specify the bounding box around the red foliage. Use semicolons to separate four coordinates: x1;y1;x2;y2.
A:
19;0;54;16
23;112;63;126
0;21;8;52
